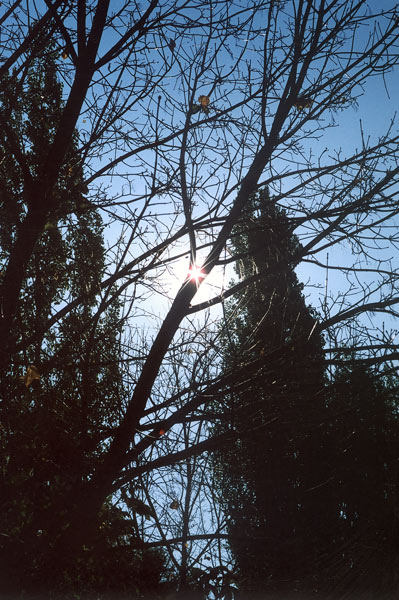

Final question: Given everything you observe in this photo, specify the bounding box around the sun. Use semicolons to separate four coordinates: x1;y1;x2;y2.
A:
187;264;206;284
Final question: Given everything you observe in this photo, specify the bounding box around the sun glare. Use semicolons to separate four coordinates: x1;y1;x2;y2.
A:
187;264;205;283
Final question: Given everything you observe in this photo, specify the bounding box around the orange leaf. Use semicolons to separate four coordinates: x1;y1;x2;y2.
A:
22;365;40;388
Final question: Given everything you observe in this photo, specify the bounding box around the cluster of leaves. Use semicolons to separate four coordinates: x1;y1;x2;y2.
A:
189;95;211;116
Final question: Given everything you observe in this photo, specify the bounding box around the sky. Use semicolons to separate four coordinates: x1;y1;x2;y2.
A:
296;57;399;323
162;1;399;339
14;0;399;385
70;0;399;364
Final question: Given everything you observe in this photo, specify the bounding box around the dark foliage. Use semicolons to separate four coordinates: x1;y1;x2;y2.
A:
211;189;399;598
0;50;165;599
323;363;399;597
211;189;332;594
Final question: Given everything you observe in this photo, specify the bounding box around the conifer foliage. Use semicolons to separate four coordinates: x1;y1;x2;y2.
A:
211;189;399;598
211;189;332;595
325;364;399;597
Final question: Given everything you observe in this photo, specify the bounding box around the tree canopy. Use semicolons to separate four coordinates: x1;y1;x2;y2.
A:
1;1;399;598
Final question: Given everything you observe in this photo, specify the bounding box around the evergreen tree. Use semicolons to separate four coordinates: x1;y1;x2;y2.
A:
211;189;334;596
325;363;399;597
0;48;165;598
211;190;399;598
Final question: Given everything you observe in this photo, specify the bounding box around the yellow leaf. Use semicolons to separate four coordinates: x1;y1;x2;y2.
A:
22;365;40;388
294;96;312;111
198;95;210;107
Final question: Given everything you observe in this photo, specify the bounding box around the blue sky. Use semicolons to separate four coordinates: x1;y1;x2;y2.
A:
20;0;397;353
89;1;399;351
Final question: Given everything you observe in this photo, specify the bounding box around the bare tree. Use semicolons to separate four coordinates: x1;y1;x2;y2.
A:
1;0;399;592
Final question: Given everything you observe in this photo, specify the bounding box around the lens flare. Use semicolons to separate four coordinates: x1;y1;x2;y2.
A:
187;264;205;283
